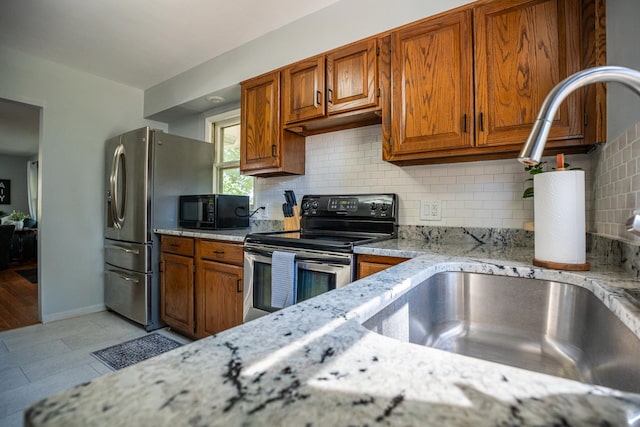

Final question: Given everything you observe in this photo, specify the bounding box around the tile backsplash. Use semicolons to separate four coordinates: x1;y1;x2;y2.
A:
591;119;640;244
255;124;592;229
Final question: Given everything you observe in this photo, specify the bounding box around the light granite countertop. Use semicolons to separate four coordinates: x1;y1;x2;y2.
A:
154;227;251;242
25;238;640;426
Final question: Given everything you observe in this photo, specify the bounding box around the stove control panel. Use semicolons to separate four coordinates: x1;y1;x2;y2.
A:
300;194;397;219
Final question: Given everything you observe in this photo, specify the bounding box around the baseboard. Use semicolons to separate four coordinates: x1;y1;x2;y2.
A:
41;304;107;323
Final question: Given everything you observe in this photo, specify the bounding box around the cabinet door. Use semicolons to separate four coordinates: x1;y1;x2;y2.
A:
474;0;583;147
283;56;325;124
240;72;281;172
326;39;378;115
196;260;243;338
357;255;409;279
160;252;194;335
389;10;474;157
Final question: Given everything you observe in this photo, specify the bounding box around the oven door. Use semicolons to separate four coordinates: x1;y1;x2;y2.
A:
243;244;353;322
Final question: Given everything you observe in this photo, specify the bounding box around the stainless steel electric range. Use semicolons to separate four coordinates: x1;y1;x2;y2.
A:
243;194;398;321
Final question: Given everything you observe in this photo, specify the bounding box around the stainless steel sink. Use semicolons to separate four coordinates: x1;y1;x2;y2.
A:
363;272;640;393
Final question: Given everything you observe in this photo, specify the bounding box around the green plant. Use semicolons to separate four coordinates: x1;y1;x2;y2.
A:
7;210;30;221
522;161;576;199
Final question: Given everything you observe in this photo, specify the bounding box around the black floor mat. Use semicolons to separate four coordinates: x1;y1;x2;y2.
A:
91;333;183;370
16;268;37;284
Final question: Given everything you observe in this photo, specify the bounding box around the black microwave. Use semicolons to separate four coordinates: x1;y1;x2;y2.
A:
179;194;250;229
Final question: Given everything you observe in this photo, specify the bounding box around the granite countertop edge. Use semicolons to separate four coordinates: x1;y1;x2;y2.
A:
25;237;640;426
154;227;249;242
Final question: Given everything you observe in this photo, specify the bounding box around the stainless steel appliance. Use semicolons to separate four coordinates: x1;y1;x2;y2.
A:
179;194;249;229
104;127;213;330
244;193;398;321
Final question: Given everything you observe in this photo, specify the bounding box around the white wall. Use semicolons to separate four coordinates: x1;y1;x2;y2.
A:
147;0;473;118
0;154;30;215
0;46;166;322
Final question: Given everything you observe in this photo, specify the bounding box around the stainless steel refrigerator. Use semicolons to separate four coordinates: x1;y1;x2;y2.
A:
104;127;212;330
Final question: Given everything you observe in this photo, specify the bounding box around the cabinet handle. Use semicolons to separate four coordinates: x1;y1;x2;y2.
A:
212;251;225;255
327;88;333;104
462;114;467;133
271;144;276;157
236;279;242;293
316;90;322;106
479;112;484;132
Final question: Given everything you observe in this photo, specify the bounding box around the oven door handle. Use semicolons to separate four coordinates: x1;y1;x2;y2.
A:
244;247;351;265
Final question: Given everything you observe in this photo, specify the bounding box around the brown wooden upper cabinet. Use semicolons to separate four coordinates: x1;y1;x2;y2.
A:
283;56;326;123
282;39;383;133
474;0;583;148
384;0;598;165
240;71;305;177
387;10;475;158
327;40;379;115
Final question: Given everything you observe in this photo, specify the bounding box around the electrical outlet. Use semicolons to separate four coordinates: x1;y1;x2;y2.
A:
420;200;441;221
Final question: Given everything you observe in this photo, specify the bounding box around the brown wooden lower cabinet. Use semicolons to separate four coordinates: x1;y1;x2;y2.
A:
160;252;195;334
357;254;410;280
160;235;243;339
196;260;243;338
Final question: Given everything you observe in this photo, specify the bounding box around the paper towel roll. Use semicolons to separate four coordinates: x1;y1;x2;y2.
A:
534;170;586;265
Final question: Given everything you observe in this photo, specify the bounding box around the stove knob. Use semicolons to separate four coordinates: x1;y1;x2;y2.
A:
311;200;319;209
301;201;310;211
370;202;377;210
381;203;388;211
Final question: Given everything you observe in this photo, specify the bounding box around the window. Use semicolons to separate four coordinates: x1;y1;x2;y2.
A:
209;111;254;205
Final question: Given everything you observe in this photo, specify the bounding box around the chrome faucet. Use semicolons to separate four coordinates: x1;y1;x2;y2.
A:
517;65;640;236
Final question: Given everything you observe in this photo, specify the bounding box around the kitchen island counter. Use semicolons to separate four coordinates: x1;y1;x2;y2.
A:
26;241;640;426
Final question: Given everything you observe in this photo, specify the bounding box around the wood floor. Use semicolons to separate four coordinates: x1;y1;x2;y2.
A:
0;262;39;332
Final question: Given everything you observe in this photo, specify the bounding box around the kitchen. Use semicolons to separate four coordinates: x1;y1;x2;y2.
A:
1;0;640;425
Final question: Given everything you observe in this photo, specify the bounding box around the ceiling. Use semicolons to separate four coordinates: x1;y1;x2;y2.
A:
0;0;342;155
0;0;341;90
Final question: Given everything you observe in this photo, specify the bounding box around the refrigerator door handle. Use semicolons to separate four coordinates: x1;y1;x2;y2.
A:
110;143;127;229
105;269;140;284
105;245;140;255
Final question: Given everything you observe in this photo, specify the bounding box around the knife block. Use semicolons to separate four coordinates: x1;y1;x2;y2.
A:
284;206;301;231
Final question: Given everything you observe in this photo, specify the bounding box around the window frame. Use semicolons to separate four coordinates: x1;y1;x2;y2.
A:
205;109;253;203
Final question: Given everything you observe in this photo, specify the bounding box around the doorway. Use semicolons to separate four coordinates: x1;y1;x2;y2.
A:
0;97;41;331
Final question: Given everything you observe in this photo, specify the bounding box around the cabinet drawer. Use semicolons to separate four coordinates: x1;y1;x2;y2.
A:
198;240;243;265
161;236;194;257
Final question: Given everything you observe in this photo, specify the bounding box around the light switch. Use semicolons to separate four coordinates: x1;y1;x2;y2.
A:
420;200;441;221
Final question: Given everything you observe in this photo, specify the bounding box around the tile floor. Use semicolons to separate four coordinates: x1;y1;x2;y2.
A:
0;311;192;427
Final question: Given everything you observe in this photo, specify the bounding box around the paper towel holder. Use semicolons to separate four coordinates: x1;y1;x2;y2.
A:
532;155;591;271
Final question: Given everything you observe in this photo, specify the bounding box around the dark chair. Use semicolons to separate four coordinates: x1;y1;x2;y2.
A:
0;224;16;270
